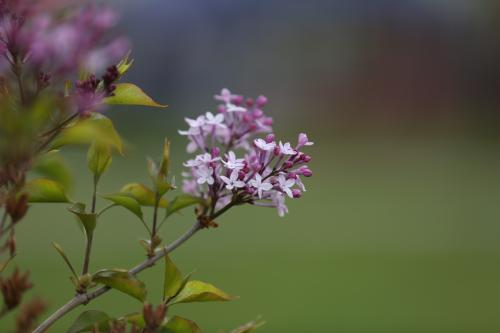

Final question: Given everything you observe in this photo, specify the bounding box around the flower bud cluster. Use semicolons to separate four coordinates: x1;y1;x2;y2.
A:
180;89;313;217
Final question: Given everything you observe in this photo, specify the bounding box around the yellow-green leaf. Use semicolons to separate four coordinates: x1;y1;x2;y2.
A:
100;193;143;220
120;183;168;207
104;83;166;108
52;241;78;279
23;178;71;203
170;280;234;305
33;151;73;190
68;203;97;236
87;141;112;184
230;317;266;333
51;114;124;154
161;316;201;333
116;52;134;76
66;310;111;333
166;195;205;219
93;269;147;302
164;255;183;300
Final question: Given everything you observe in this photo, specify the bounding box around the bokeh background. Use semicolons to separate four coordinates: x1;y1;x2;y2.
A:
5;0;500;332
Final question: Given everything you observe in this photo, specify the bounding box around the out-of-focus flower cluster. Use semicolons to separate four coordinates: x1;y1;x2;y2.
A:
180;89;313;217
0;0;127;75
0;0;127;114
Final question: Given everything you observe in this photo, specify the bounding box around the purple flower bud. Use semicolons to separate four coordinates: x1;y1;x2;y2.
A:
243;113;252;123
263;117;273;126
253;109;264;118
299;167;312;177
217;105;226;113
303;155;312;163
211;147;220;157
232;95;244;105
256;95;268;107
273;146;280;156
283;161;294;169
287;172;297;179
265;133;275;143
238;171;246;180
246;98;254;107
292;189;302;198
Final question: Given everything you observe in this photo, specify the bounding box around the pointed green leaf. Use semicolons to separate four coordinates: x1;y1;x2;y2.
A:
52;241;78;279
87;141;112;184
52;114;124;154
116;52;134;76
23;178;71;203
66;310;111;333
161;316;201;333
93;269;147;302
164;255;183;300
120;183;168;207
100;193;143;220
104;83;167;108
33;151;73;190
170;280;234;305
166;195;205;218
68;203;97;236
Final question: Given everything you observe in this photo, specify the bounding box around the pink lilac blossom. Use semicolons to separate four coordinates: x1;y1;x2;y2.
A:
180;88;314;217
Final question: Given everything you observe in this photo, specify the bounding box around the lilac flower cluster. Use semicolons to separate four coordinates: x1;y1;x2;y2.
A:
0;1;127;75
180;89;313;217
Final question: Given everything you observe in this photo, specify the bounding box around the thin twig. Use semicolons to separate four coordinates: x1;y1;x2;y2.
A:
31;221;203;333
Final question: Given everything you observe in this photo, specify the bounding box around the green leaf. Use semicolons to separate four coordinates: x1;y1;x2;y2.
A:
52;241;78;279
104;83;167;108
122;312;145;328
100;193;143;220
52;114;124;154
23;178;71;203
170;280;234;305
161;316;201;333
68;203;97;236
120;183;168;207
87;141;112;184
166;195;205;218
33;151;73;190
66;310;111;333
116;51;134;76
230;317;266;333
93;269;147;302
164;255;183;300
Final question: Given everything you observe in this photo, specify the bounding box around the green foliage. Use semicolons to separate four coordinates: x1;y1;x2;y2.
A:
163;255;184;300
87;141;112;185
92;269;147;302
165;195;205;219
66;310;111;333
147;139;174;196
23;178;71;203
116;52;134;76
68;203;97;236
52;241;78;279
33;151;73;190
161;316;202;333
170;280;234;305
100;193;143;220
104;83;167;108
120;183;168;207
51;114;124;154
230;317;266;333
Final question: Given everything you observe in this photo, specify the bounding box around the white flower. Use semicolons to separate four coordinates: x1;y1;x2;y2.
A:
279;141;296;155
197;153;219;164
178;127;200;136
297;133;314;149
185;115;206;128
195;166;214;185
205;112;226;127
254;138;276;151
222;151;245;170
249;173;273;199
226;103;247;112
278;174;295;198
220;170;245;190
272;192;288;217
214;88;236;104
295;175;306;192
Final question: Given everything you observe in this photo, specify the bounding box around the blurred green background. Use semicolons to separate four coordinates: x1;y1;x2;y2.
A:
4;0;500;332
